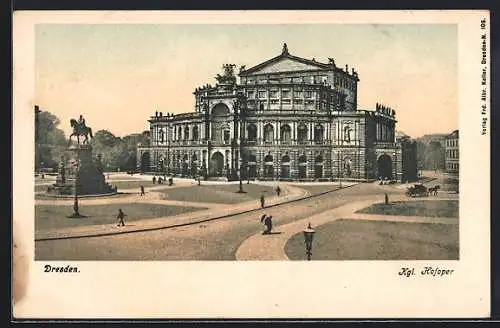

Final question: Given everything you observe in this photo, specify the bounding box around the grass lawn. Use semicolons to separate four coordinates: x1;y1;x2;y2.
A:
285;219;459;260
442;178;459;185
35;184;53;192
108;180;156;190
160;184;276;204
356;200;458;218
35;203;206;230
291;185;338;196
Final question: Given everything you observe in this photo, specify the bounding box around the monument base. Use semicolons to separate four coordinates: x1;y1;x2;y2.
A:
47;144;115;196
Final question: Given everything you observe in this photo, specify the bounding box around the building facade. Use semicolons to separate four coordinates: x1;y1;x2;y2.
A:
445;130;459;174
138;44;415;182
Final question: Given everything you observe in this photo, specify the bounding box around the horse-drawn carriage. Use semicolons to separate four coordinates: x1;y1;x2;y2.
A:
406;183;428;197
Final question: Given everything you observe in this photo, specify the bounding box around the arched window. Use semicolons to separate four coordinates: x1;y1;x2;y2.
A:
264;124;274;143
192;126;199;140
177;126;182;140
297;123;308;144
247;124;257;142
314;125;324;143
280;124;291;143
159;129;165;143
184;126;190;140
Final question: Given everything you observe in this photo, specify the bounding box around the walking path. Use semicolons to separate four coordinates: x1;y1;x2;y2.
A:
35;184;311;241
235;195;459;261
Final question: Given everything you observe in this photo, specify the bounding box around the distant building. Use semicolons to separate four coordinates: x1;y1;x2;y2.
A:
138;43;415;182
445;130;459;174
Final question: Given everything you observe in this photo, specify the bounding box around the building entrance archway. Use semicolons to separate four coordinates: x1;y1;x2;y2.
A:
210;152;224;177
182;154;189;177
377;154;393;180
264;154;274;178
314;155;323;179
298;155;307;179
280;154;291;179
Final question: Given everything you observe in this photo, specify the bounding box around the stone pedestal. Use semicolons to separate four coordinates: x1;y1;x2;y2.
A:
48;144;115;196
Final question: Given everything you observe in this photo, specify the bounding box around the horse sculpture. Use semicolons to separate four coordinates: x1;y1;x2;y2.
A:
428;185;440;196
69;119;93;145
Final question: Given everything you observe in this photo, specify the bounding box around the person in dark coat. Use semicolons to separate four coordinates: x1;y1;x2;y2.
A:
275;186;281;197
260;194;265;208
117;208;126;227
152;176;156;184
263;215;273;234
140;185;145;196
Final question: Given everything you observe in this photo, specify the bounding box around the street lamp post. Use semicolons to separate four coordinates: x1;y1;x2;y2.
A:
303;222;316;261
68;158;84;218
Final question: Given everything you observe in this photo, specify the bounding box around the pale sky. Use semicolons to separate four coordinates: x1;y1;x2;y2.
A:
35;24;457;138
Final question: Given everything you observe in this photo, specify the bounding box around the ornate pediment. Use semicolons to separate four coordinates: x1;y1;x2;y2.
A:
243;57;327;76
240;44;331;76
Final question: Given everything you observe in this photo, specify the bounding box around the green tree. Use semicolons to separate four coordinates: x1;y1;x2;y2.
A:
90;130;150;172
427;141;445;171
416;141;427;170
35;111;68;170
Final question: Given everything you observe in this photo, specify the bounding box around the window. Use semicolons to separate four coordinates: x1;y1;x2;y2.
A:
247;124;257;141
305;91;313;98
270;90;278;98
282;90;290;98
184;127;189;140
247;90;255;99
193;126;199;140
294;90;303;98
282;99;291;104
297;124;308;143
159;129;165;143
270;99;279;105
258;90;267;99
280;124;291;143
314;125;324;143
294;99;303;105
264;124;274;143
223;130;230;144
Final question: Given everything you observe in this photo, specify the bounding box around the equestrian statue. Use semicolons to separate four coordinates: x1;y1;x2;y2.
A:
69;115;93;145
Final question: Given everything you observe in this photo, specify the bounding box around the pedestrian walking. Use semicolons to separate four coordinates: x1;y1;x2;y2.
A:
152;176;156;184
263;215;273;234
275;186;281;197
385;193;389;205
260;194;265;208
117;208;126;227
140;185;145;196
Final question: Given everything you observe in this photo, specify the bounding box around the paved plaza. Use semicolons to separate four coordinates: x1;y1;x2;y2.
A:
34;171;459;261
